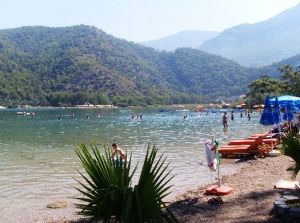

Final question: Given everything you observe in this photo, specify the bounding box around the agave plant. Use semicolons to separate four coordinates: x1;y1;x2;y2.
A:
280;130;300;178
75;143;178;223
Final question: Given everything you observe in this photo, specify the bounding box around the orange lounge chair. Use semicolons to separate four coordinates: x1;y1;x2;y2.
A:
218;136;267;157
218;145;250;156
249;132;278;139
228;138;278;146
250;132;269;137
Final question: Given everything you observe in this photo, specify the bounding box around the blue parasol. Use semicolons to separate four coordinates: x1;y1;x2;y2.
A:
283;104;294;121
273;97;281;124
260;95;275;126
270;95;300;108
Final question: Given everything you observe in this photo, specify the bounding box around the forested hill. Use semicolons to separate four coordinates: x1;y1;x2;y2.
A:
0;25;259;106
257;54;300;78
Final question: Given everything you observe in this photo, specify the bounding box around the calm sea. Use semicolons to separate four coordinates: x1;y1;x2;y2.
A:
0;108;268;221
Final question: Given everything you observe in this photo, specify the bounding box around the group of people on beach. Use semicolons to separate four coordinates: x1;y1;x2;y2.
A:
222;110;252;130
269;115;300;137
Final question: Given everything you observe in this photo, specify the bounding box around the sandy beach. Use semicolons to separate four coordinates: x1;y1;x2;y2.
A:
170;154;300;223
19;154;299;223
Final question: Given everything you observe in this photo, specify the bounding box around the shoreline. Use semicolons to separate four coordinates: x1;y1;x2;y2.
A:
0;156;247;223
0;103;246;110
168;157;246;202
3;154;296;223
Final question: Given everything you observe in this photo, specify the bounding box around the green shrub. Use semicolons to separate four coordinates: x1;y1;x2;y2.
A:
75;143;178;223
280;130;300;178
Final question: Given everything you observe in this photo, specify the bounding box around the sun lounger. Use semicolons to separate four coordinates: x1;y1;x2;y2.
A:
218;134;271;157
218;146;250;156
228;138;278;146
250;132;269;137
218;145;256;156
249;132;279;139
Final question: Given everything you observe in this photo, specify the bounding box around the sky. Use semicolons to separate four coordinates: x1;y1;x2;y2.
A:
0;0;300;42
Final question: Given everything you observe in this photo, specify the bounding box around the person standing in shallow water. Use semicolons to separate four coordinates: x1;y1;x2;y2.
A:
223;112;228;129
111;143;127;160
231;111;234;121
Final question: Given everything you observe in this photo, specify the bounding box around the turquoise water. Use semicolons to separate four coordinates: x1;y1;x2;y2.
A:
0;108;268;220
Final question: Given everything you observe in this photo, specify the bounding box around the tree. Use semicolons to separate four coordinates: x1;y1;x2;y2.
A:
280;65;300;96
246;75;283;106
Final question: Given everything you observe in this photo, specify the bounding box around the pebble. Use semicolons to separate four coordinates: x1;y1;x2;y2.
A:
47;201;68;209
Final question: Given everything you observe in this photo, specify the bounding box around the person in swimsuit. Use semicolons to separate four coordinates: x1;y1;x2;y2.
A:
112;143;127;160
222;112;228;129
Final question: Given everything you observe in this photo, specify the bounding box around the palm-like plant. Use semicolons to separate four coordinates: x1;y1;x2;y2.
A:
280;130;300;178
75;143;177;223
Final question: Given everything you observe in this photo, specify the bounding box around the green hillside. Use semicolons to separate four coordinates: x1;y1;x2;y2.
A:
0;25;261;107
257;54;300;78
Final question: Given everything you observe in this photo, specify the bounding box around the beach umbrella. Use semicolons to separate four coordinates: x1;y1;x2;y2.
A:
260;95;275;126
273;97;282;141
204;139;233;196
270;95;300;108
273;97;281;124
283;104;294;121
260;96;277;151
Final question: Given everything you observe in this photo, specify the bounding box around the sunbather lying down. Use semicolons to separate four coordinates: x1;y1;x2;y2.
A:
269;122;299;138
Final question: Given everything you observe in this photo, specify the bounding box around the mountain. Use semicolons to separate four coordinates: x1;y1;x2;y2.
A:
0;25;260;107
200;3;300;67
257;54;300;78
141;30;219;51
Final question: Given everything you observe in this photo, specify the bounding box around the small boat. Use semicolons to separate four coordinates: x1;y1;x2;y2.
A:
16;111;35;116
175;109;190;112
16;111;29;115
